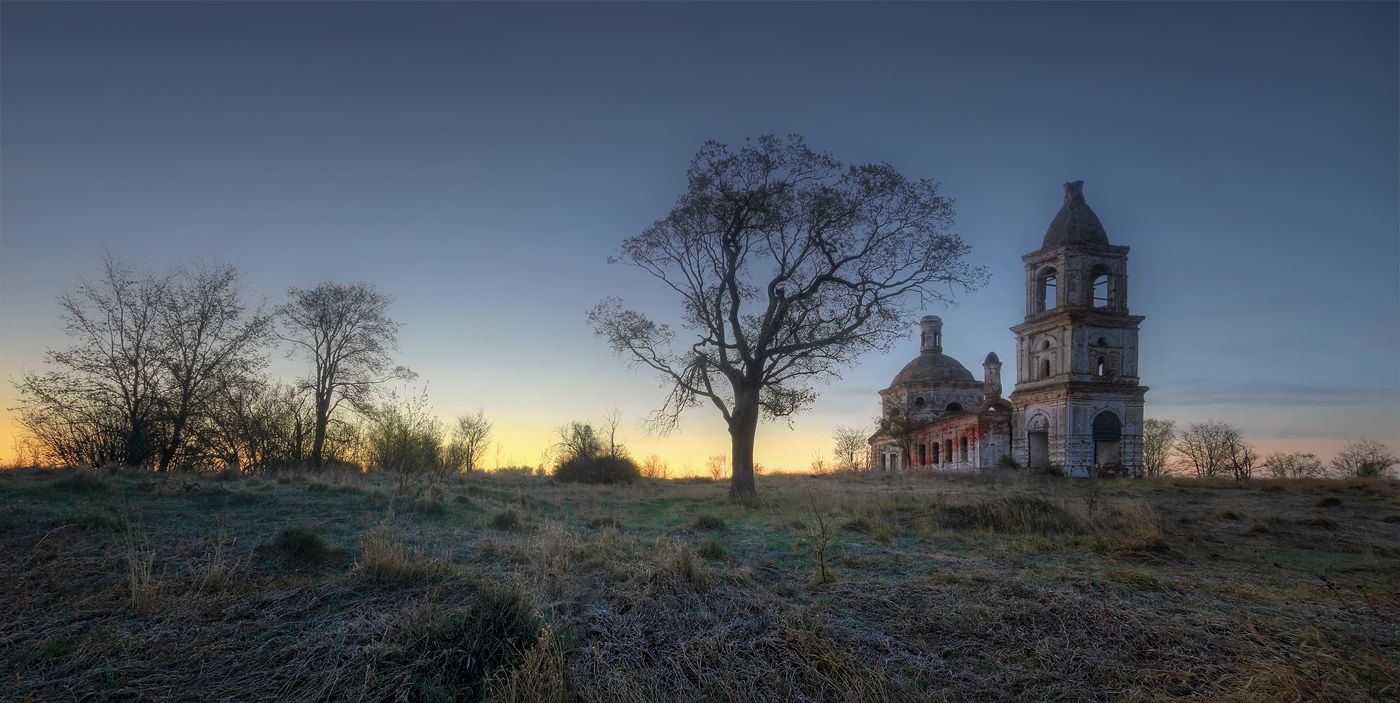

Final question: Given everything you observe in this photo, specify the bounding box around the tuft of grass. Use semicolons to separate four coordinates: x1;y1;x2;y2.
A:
1382;515;1400;524
1301;513;1337;529
935;495;1082;534
689;513;727;532
487;626;568;703
414;495;449;516
658;543;709;592
355;528;443;586
695;537;727;561
396;583;542;702
1315;496;1342;508
212;467;242;482
841;517;873;534
58;508;122;532
1220;510;1243;521
259;526;336;566
586;517;621;530
1244;519;1272;535
52;471;114;495
490;509;521;531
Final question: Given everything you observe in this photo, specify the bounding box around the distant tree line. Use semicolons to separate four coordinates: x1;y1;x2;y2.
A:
12;255;493;476
1142;419;1396;480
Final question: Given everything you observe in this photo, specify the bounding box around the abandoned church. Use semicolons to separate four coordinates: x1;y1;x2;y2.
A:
869;181;1147;477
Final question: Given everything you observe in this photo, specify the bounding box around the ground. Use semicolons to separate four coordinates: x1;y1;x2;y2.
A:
2;467;1397;702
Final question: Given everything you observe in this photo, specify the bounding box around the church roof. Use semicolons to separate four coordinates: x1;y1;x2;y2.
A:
890;351;976;386
1043;180;1109;248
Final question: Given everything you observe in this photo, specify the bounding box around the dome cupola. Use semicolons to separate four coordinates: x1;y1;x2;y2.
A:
1043;180;1109;248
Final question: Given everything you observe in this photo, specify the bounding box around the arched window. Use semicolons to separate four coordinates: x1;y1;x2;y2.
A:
1041;358;1051;379
944;439;953;463
1037;267;1058;312
945;402;963;413
918;444;927;466
913;397;926;410
959;437;969;461
1090;266;1111;308
1096;356;1107;377
931;442;940;464
1092;411;1122;441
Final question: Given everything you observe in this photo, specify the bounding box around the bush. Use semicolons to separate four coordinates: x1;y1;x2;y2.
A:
553;454;640;484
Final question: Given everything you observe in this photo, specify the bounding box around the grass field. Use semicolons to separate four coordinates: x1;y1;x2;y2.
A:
2;467;1398;702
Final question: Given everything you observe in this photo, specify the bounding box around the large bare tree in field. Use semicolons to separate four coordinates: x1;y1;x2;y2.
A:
15;255;169;467
277;282;414;467
154;263;272;471
590;135;986;498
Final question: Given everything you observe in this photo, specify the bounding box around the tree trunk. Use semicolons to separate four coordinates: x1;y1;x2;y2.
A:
310;396;330;468
728;393;760;499
158;414;187;472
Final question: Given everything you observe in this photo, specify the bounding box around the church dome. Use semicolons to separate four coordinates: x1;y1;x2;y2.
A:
1043;180;1109;248
890;351;976;386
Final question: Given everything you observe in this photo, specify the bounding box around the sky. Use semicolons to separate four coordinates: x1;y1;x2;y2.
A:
2;2;1397;472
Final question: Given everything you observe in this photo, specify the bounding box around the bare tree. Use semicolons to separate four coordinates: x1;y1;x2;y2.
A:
600;406;627;459
1223;431;1257;481
154;263;272;471
446;409;492;473
14;255;169;467
590;135;985;498
1261;451;1325;479
831;425;868;472
554;422;602;465
875;400;918;473
1176;420;1240;478
1141;418;1175;478
1331;438;1398;478
277;282;414;467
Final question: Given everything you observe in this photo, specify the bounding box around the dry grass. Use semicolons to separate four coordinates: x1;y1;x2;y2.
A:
2;467;1397;701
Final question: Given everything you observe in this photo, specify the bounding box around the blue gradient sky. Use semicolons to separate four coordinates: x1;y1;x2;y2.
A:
2;2;1396;470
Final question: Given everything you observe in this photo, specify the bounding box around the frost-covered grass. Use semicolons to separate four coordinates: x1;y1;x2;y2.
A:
2;466;1398;701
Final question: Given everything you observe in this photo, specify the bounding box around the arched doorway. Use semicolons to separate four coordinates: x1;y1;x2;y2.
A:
1027;413;1050;468
1093;411;1123;470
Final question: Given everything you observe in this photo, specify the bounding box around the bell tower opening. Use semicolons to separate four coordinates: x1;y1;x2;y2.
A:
1037;268;1058;312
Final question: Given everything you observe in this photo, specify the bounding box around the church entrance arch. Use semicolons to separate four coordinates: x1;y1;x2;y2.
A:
1026;413;1050;468
1092;411;1123;471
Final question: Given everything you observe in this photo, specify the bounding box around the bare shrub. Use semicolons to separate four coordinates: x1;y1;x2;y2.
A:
640;454;670;479
706;453;727;481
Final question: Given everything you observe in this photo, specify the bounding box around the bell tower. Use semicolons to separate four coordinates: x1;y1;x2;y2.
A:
1009;181;1147;476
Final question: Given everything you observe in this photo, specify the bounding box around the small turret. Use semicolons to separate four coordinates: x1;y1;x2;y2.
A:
982;351;1003;400
919;316;943;354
